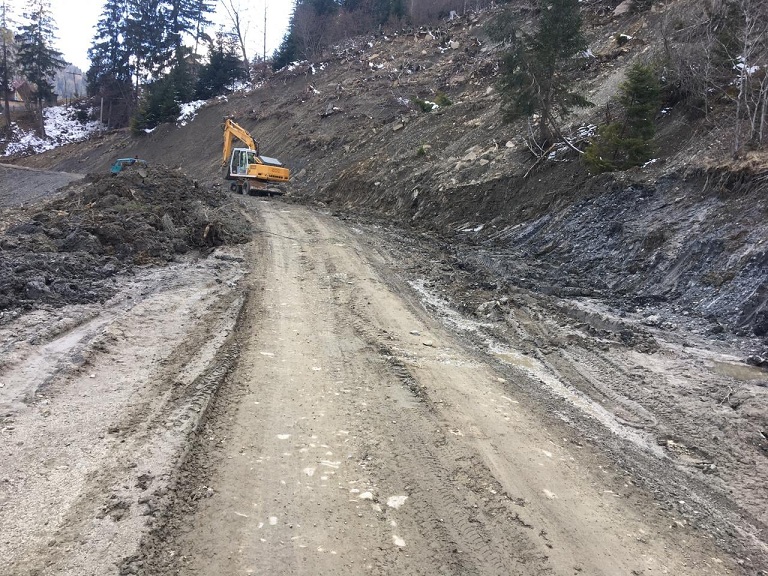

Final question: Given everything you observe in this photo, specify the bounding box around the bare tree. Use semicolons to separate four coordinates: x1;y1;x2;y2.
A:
219;0;250;66
732;0;767;150
662;0;768;154
293;3;330;61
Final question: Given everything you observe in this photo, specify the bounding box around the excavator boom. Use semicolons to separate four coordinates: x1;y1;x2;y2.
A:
222;118;258;166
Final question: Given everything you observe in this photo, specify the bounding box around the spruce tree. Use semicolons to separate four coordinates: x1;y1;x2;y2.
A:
15;0;66;137
584;63;661;172
196;30;246;99
125;0;168;82
498;0;592;147
87;0;134;126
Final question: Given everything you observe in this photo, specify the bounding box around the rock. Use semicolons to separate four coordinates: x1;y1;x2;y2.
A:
746;355;767;368
25;278;50;300
462;147;482;162
392;123;404;132
476;300;499;315
614;0;633;16
753;310;768;336
60;229;102;253
450;41;460;50
708;323;725;335
102;261;118;276
642;314;662;327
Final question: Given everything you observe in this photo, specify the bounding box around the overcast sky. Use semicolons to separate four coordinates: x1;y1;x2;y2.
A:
41;0;295;71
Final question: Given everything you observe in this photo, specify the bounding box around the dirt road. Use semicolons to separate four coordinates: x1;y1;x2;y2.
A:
0;163;83;208
133;201;737;575
2;198;755;575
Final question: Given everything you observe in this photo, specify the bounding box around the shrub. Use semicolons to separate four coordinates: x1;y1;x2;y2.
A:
413;97;436;113
434;92;452;107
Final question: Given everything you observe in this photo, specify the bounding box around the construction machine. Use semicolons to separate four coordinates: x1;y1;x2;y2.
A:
222;118;290;195
110;157;148;174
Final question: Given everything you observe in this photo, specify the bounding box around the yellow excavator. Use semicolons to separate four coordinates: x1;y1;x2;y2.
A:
222;118;290;195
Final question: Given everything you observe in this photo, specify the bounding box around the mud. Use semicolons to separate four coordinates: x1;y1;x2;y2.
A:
0;165;250;317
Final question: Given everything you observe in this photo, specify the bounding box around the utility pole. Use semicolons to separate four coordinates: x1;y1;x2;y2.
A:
68;70;80;99
263;1;267;78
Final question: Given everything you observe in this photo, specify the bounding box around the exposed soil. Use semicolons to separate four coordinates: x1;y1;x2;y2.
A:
0;164;250;317
1;2;767;575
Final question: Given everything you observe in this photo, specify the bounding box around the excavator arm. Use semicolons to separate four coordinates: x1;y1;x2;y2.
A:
222;118;259;166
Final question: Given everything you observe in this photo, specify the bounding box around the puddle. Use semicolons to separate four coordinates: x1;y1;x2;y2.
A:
711;361;767;382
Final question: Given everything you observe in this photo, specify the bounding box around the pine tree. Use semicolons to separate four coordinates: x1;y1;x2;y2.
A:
131;74;178;132
164;0;215;63
498;0;592;147
272;29;298;70
195;30;246;99
15;0;66;137
584;63;661;172
125;0;168;81
87;0;134;126
190;0;216;55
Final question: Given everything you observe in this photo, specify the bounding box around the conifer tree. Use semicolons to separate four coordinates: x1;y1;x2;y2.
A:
15;0;66;136
87;0;134;126
584;63;661;172
195;30;246;99
164;0;215;63
497;0;592;147
125;0;168;82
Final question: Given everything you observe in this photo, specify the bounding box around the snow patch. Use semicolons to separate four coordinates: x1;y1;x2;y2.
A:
177;100;206;126
2;105;104;156
386;495;408;509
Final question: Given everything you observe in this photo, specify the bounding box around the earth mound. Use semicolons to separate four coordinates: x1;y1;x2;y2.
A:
0;165;250;316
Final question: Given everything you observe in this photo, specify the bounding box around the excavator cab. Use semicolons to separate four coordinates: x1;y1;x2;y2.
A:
231;149;250;175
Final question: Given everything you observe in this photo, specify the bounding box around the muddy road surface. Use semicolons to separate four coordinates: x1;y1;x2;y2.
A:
137;202;742;576
1;198;761;575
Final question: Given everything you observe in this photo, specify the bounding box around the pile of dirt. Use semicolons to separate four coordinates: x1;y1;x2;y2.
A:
0;165;251;315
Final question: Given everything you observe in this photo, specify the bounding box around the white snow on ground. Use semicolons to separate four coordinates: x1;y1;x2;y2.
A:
2;105;104;157
176;100;207;126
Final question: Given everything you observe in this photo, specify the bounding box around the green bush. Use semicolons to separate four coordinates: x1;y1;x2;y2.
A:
413;97;435;113
434;92;452;107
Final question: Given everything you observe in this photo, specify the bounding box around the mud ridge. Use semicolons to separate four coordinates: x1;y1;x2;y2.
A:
117;292;251;576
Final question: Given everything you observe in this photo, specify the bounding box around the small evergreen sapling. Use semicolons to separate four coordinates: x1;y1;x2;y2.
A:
584;63;661;172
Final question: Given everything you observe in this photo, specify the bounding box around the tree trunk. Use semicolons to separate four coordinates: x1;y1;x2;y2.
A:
38;97;45;138
1;40;10;133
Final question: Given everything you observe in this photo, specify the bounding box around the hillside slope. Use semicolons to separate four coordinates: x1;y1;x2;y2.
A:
13;3;767;339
